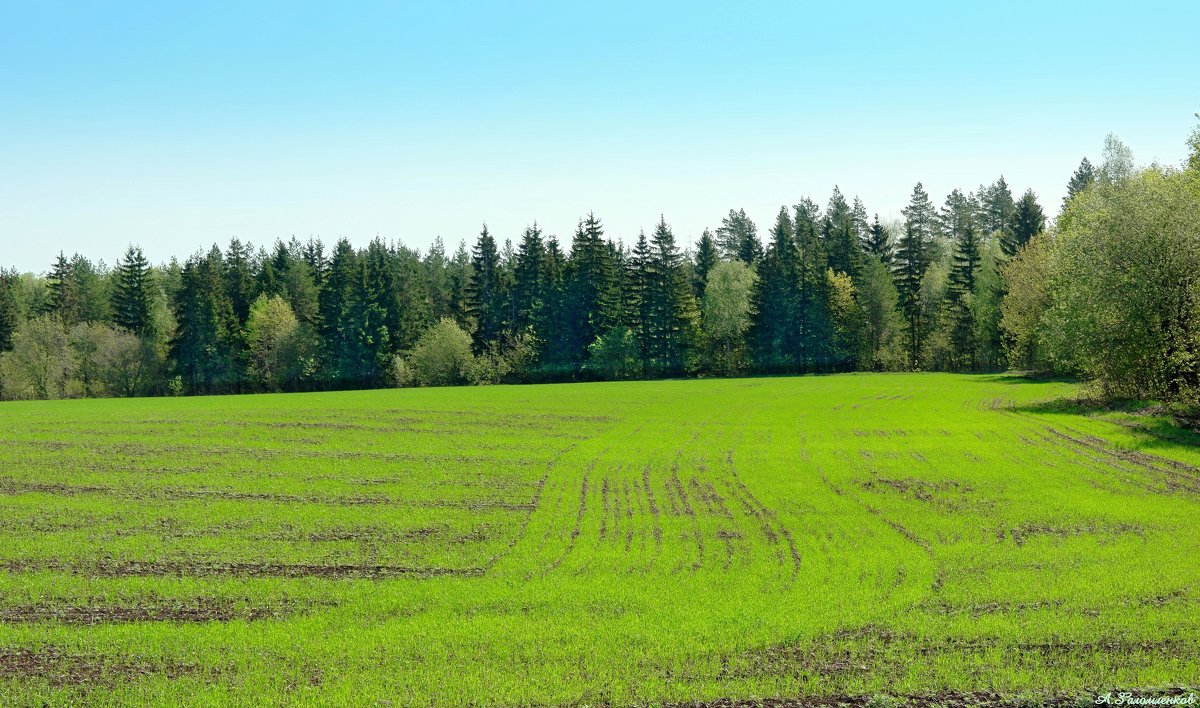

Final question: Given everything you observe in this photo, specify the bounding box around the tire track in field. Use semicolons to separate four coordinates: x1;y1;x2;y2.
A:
999;409;1200;497
723;450;802;580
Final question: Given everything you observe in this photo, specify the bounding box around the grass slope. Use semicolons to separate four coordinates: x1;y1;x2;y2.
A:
0;373;1197;706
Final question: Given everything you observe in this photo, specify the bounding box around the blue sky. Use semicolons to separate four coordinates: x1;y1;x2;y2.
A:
1;1;1197;271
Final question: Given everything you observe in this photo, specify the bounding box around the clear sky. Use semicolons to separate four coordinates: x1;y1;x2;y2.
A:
2;1;1197;272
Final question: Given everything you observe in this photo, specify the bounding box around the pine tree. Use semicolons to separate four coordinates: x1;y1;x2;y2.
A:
716;209;759;264
112;245;154;336
466;224;504;351
693;228;719;299
1003;189;1045;257
1064;157;1095;208
947;223;982;369
865;214;892;264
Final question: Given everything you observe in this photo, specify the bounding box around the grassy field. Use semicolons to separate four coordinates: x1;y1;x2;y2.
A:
0;373;1197;706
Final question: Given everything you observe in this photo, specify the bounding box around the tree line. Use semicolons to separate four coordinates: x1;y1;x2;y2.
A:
1;123;1197;405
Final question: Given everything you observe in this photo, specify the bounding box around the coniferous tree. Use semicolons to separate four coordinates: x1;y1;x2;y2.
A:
224;238;257;327
978;176;1015;236
172;247;238;393
112;245;154;337
894;183;939;367
0;268;18;351
69;255;111;324
865;214;892;264
511;224;546;336
318;239;358;382
1064;158;1095;208
562;213;618;368
645;216;698;375
750;207;798;371
851;197;870;250
624;230;654;374
716;209;759;264
823;187;863;279
447;241;474;330
47;252;78;322
894;222;926;368
947;223;982;369
693;229;719;299
1003;190;1046;257
466;225;504;351
794;199;833;369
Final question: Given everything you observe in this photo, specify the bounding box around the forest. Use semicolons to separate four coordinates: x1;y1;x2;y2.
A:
1;123;1198;406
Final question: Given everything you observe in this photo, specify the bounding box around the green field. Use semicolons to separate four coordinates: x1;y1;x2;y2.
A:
0;373;1197;706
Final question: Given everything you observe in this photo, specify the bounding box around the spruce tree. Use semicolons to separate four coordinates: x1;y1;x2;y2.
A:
794;199;833;370
894;185;938;368
693;228;719;299
171;247;238;393
865;214;892;264
750;206;798;371
512;224;546;335
646;216;698;375
716;209;759;264
224;238;257;327
466;224;504;351
112;245;154;336
0;268;18;351
625;230;654;374
47;252;78;321
851;196;870;249
1003;189;1045;257
563;213;618;367
978;176;1015;236
947;223;982;369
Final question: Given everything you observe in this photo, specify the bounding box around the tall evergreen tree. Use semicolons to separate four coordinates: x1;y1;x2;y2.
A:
715;209;759;264
512;224;547;336
111;245;154;336
172;247;239;393
1003;189;1046;257
865;214;892;264
447;241;474;330
894;183;939;367
0;268;18;351
224;238;257;327
894;222;926;368
561;213;618;367
693;228;719;299
47;252;78;321
823;187;863;279
947;223;982;369
794;199;833;369
978;176;1016;236
851;196;870;249
645;216;699;375
750;207;795;371
466;224;505;351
